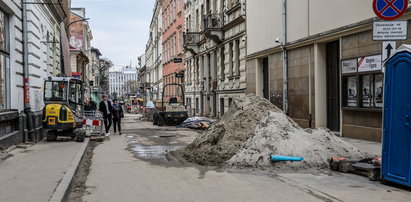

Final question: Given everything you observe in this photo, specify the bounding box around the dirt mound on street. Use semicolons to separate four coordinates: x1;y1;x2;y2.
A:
182;95;281;166
182;95;367;169
226;112;367;169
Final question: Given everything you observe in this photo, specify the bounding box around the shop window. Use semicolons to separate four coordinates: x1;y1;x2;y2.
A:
342;56;383;110
374;74;384;108
345;76;357;107
361;75;372;108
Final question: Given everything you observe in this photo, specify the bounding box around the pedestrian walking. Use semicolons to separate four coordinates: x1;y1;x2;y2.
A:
99;95;113;134
89;98;97;111
112;99;124;135
84;100;92;111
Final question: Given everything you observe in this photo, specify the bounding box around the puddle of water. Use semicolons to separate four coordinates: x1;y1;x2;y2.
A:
130;144;184;161
154;135;177;138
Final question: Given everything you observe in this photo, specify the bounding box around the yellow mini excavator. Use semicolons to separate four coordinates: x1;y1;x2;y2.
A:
42;77;85;142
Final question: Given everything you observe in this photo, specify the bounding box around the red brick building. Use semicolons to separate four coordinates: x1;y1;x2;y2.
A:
161;0;185;99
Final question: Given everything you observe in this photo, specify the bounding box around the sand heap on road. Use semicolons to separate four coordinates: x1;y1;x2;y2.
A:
182;95;367;169
182;95;281;166
226;112;366;169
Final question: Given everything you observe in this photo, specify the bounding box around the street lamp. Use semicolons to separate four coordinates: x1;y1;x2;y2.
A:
66;18;90;30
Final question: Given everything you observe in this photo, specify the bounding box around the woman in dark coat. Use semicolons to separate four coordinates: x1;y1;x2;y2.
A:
112;99;124;135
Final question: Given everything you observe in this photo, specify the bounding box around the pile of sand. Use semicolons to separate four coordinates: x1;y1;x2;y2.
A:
182;95;281;166
182;95;367;169
226;112;366;169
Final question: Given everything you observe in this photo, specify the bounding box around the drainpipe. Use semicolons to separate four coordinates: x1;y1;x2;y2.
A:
282;0;289;114
22;1;33;142
308;47;312;128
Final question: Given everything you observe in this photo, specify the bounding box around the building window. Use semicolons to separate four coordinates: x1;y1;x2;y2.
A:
229;42;233;76
178;30;183;54
0;10;9;110
173;0;176;20
174;35;177;56
220;47;225;79
342;56;383;109
178;0;182;13
235;39;240;76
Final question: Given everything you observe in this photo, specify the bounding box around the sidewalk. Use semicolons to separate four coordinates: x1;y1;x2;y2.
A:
342;137;382;157
0;139;87;202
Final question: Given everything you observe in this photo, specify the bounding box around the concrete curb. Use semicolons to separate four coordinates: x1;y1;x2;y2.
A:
49;139;90;202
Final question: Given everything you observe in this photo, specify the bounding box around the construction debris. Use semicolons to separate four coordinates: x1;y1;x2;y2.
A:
226;112;366;169
182;95;281;166
182;95;367;170
177;117;215;130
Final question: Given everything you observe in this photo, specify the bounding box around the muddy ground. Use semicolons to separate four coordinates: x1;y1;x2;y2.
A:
67;141;99;202
67;115;411;202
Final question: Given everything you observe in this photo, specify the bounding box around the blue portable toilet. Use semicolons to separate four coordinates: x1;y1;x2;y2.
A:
382;45;411;187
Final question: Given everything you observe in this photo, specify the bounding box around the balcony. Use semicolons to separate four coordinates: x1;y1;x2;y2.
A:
202;14;223;44
183;32;200;55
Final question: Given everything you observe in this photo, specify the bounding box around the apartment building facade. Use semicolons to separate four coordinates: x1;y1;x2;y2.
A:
109;66;138;98
0;0;71;148
90;47;102;102
184;0;246;117
161;0;185;101
69;8;92;98
245;0;410;142
145;1;163;101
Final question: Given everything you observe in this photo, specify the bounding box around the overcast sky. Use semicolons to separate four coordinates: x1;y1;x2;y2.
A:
71;0;155;67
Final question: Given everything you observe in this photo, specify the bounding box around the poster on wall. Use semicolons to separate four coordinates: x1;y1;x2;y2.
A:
362;75;371;107
347;76;357;107
342;59;357;74
374;74;384;108
358;55;382;72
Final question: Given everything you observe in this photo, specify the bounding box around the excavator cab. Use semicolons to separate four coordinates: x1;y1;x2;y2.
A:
42;77;85;142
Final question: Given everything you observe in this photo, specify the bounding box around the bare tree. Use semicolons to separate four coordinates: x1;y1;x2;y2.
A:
122;80;139;97
99;58;112;94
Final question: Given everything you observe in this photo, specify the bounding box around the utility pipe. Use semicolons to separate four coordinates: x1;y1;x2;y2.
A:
22;1;30;110
308;47;312;128
282;0;289;114
22;0;33;142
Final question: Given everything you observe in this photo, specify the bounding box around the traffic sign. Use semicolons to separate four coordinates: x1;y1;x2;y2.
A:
382;41;397;61
173;58;183;63
373;21;407;40
373;0;408;21
175;73;184;78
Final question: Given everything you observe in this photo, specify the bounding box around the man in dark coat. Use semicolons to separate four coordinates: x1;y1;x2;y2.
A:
99;95;113;134
89;98;97;111
112;99;124;135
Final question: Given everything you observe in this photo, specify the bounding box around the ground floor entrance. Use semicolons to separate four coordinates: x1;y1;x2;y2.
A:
326;41;341;132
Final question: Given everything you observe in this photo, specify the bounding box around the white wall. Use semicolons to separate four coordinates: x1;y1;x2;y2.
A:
307;0;375;38
27;4;63;111
246;0;281;55
5;0;24;111
247;0;379;55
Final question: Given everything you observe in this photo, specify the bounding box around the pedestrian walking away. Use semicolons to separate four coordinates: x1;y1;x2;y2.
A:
99;94;113;134
89;98;97;111
112;99;124;135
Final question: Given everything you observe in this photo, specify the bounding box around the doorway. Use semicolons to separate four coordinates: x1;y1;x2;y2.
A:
262;57;269;99
220;98;224;117
326;41;340;131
